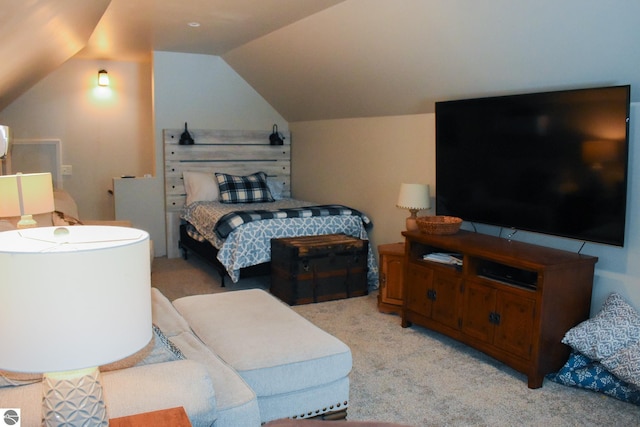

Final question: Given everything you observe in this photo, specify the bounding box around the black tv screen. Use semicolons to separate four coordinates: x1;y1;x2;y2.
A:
435;85;630;246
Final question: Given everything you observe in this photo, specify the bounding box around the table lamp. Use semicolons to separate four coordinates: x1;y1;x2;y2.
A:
0;225;152;426
397;183;431;231
0;172;54;228
0;125;9;159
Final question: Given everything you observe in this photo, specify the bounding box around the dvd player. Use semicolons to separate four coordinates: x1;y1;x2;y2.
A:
478;261;537;290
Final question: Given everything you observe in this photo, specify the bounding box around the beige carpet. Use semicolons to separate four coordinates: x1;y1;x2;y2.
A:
151;256;640;426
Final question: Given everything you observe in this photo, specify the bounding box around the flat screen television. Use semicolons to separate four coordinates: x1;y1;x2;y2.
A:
435;85;630;246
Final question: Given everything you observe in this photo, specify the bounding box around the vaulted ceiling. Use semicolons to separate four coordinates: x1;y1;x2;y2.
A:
1;0;639;121
0;0;110;113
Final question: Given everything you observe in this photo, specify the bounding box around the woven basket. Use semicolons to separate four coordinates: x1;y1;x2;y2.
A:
416;216;462;235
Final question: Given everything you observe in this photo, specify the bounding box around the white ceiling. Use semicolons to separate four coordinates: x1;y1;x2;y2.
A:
223;0;640;121
1;0;639;121
0;0;343;111
75;0;345;61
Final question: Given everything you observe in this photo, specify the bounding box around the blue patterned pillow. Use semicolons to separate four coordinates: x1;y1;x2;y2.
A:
215;171;274;204
547;351;640;405
562;293;640;360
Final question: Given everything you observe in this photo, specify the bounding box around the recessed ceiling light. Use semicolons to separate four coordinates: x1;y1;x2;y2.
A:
188;22;201;27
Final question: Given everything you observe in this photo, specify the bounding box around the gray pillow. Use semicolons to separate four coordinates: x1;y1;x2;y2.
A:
562;293;640;360
601;339;640;388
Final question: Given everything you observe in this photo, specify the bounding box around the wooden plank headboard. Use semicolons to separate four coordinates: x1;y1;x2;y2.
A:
164;128;291;258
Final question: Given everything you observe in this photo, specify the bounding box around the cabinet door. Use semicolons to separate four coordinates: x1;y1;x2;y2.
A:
494;291;535;360
431;271;461;329
405;265;433;317
461;280;496;343
381;253;404;305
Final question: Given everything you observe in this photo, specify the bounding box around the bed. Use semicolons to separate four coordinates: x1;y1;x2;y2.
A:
164;128;378;287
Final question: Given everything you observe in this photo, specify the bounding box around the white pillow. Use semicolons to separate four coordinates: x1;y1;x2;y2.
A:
183;171;219;205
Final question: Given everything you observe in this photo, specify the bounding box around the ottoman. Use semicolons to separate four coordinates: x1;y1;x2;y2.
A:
172;289;352;423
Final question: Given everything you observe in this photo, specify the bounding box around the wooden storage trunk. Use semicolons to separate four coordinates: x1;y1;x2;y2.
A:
271;234;369;305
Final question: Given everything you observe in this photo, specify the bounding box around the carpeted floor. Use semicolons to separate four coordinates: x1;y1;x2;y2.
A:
151;256;640;426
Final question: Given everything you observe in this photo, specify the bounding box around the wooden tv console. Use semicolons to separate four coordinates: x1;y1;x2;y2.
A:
401;230;597;388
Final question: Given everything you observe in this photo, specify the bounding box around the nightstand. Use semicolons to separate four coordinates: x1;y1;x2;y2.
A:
110;407;191;427
377;242;405;315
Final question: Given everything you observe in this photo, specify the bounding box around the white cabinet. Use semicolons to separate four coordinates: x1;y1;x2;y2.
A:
113;177;165;257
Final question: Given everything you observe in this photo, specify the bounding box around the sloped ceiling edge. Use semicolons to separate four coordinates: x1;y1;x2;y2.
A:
0;0;111;112
223;0;640;122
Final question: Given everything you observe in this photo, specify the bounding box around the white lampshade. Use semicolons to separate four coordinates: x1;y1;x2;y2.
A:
0;226;152;372
397;183;431;210
0;172;54;228
0;225;151;425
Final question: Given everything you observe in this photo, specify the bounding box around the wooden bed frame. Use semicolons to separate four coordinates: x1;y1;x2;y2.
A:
164;128;291;271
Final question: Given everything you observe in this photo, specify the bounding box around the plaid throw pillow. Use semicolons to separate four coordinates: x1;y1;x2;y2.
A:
215;171;274;203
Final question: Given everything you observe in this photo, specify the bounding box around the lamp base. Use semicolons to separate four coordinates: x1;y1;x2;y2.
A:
17;214;37;229
406;216;419;231
42;367;108;427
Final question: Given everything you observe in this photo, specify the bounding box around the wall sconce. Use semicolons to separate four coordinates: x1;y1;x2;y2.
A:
269;124;285;145
98;69;109;87
179;122;195;145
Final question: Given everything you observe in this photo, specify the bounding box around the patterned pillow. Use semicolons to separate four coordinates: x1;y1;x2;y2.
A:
562;293;640;360
1;325;185;388
53;210;83;226
101;324;185;372
547;351;640;405
215;171;274;203
140;324;185;365
0;371;41;388
601;340;640;388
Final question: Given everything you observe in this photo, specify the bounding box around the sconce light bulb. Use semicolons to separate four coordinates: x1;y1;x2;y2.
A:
98;70;109;87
